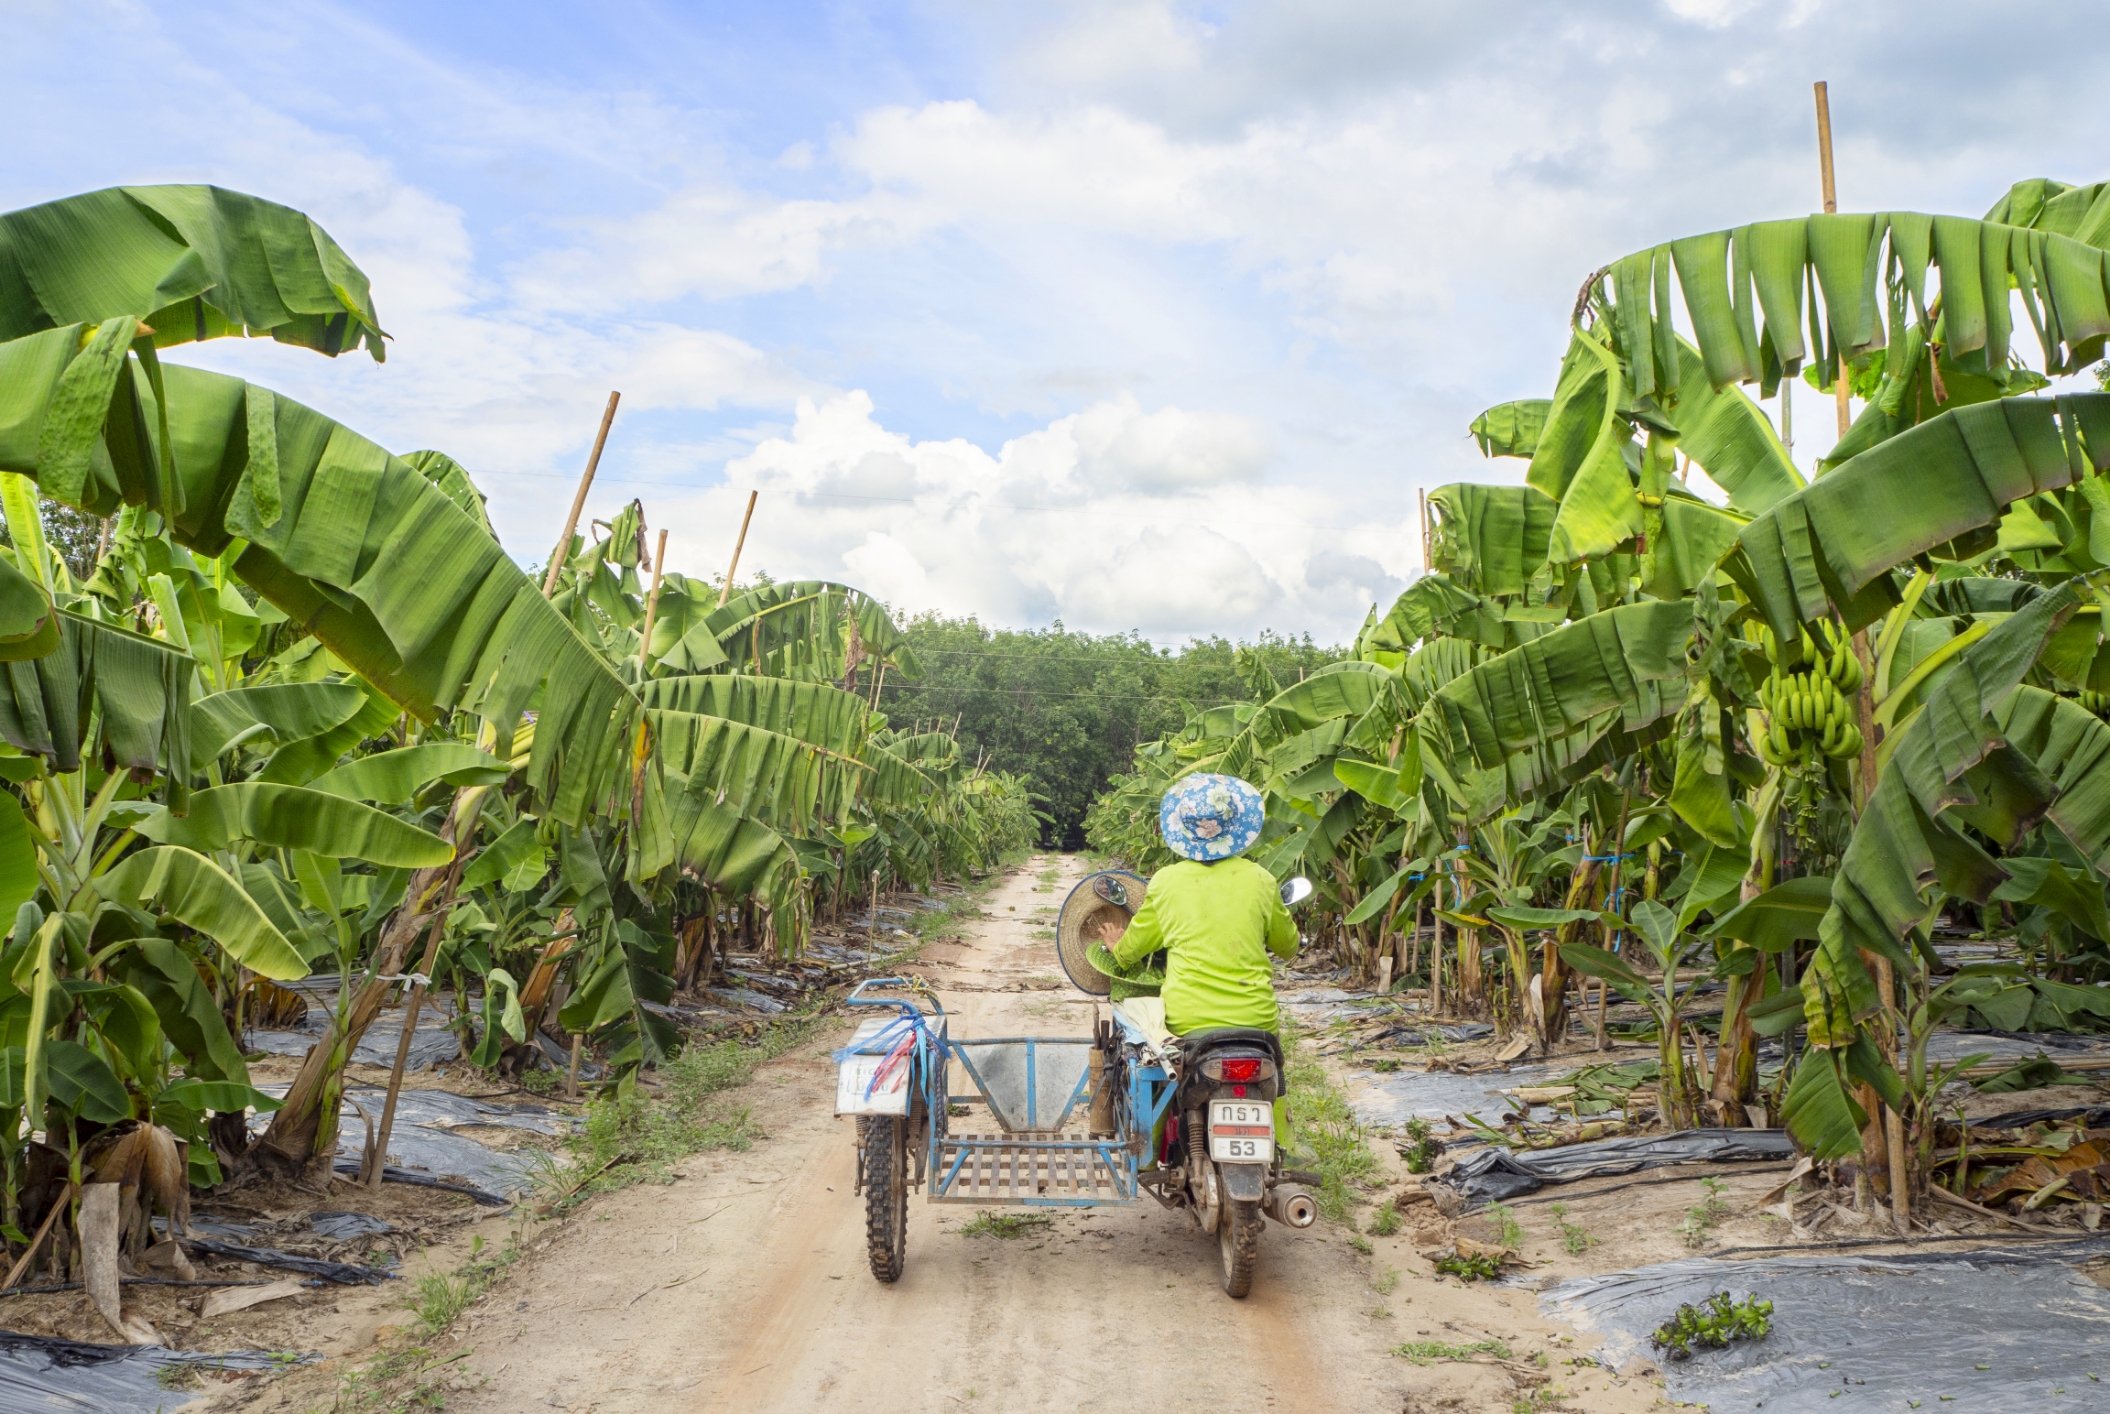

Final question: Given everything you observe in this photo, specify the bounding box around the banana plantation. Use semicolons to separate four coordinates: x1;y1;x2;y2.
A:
0;187;1032;1295
1089;175;2110;1223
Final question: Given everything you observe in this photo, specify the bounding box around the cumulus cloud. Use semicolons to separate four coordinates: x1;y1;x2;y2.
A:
648;390;1408;642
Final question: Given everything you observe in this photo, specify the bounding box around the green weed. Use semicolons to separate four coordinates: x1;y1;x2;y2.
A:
1399;1116;1442;1174
959;1212;1055;1239
1434;1252;1503;1282
1372;1265;1401;1295
408;1232;520;1336
1348;1232;1374;1255
1282;1017;1380;1222
550;1014;821;1208
1394;1338;1511;1365
1679;1177;1731;1249
1651;1291;1773;1360
1367;1199;1401;1237
1549;1203;1597;1256
1487;1202;1525;1248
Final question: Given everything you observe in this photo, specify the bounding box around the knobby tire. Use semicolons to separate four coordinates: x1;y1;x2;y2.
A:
861;1114;908;1283
1218;1196;1262;1298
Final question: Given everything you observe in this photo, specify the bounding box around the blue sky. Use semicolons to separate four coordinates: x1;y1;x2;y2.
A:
12;1;2110;644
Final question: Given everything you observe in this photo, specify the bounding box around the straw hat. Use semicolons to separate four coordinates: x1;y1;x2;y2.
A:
1055;869;1151;997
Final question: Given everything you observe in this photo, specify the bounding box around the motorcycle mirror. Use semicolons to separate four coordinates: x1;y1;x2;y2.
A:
1092;875;1129;908
1280;876;1314;908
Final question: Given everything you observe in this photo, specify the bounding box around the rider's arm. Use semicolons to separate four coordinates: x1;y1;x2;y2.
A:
1263;888;1298;961
1108;893;1165;969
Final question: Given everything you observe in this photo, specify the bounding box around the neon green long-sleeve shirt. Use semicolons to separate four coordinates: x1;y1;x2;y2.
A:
1109;858;1299;1034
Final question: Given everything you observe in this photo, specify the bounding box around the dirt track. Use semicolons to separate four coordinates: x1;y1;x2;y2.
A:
408;855;1664;1414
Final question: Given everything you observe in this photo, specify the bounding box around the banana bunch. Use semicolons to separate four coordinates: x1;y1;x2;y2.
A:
1751;619;1864;765
2081;690;2110;718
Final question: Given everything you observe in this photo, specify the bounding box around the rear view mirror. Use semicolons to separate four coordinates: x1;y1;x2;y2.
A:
1279;876;1314;908
1092;874;1129;908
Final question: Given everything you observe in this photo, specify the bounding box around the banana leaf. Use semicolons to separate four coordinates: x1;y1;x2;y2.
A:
1730;394;2110;641
306;743;512;803
190;681;368;768
0;342;637;824
650;710;864;833
1471;400;1549;458
0;186;384;358
1428;485;1558;599
0;610;193;799
96;846;304;979
639;675;870;754
705;580;916;681
401;450;492;535
135;782;453;867
1419;600;1697;772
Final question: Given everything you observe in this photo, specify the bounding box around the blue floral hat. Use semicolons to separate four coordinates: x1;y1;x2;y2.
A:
1159;773;1264;862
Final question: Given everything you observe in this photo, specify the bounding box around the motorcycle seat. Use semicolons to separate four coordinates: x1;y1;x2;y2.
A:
1175;1027;1284;1069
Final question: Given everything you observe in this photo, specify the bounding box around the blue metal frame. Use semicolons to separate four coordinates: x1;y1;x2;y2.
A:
843;979;1195;1210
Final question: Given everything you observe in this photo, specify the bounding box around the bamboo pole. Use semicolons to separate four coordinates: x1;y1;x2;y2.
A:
717;491;758;609
542;392;621;597
638;530;669;670
1418;489;1429;572
364;795;481;1189
1818;76;1909;1230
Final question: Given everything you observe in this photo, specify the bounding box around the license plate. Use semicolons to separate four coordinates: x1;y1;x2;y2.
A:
1209;1099;1274;1162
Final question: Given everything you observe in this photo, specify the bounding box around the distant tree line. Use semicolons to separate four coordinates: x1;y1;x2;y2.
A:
882;614;1348;848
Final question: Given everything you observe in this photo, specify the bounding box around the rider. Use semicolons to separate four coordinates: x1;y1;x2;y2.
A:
1105;774;1298;1036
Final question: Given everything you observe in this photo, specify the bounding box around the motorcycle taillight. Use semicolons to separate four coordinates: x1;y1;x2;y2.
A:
1220;1058;1262;1082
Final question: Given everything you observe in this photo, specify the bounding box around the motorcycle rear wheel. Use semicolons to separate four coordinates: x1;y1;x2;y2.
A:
1218;1197;1263;1297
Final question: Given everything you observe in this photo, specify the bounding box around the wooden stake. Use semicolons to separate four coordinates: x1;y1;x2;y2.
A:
542;392;621;597
717;491;758;609
565;1033;584;1100
364;797;480;1188
1813;82;1853;440
0;1182;73;1293
1418;488;1430;572
638;530;670;670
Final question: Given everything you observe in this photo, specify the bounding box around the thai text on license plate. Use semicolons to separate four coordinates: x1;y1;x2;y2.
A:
1209;1099;1274;1162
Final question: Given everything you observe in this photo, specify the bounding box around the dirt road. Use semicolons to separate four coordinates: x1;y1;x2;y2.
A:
429;855;1662;1414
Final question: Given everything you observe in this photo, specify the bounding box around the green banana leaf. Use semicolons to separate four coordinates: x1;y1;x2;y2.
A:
190;681;369;768
1730;394;2110;641
307;743;512;803
652;710;864;833
1428;484;1558;597
0;185;384;358
0;336;637;824
639;675;870;754
703;580;916;681
136;782;453;867
1471;400;1549;458
401;450;492;535
96;845;305;978
0;609;193;797
1419;600;1696;773
114;937;249;1084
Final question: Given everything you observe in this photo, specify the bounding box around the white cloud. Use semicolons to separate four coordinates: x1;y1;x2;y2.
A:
660;390;1406;642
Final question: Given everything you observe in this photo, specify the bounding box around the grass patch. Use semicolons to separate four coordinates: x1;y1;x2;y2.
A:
1549;1203;1597;1256
408;1232;520;1336
1348;1232;1374;1255
1368;1199;1401;1237
1372;1264;1401;1294
959;1212;1055;1240
1394;1338;1512;1365
1679;1177;1731;1249
550;1013;822;1209
1282;1016;1380;1223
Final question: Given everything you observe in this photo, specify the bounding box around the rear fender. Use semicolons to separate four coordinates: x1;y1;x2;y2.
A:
1219;1162;1267;1203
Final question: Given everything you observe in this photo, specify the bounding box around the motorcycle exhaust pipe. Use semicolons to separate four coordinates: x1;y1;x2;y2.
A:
1263;1183;1318;1229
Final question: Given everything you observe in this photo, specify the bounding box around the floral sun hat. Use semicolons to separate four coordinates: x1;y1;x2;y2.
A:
1159;773;1265;862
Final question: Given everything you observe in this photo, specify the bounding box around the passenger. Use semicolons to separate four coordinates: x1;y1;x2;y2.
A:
1105;774;1297;1037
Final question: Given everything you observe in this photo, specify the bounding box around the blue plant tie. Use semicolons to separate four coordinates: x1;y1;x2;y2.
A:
831;1000;940;1100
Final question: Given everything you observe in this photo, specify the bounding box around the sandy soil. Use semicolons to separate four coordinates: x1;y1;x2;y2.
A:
215;854;1676;1414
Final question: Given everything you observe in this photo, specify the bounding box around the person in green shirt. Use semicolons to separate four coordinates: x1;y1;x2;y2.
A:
1106;773;1299;1036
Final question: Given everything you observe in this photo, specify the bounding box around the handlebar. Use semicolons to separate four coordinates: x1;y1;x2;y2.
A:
844;977;946;1016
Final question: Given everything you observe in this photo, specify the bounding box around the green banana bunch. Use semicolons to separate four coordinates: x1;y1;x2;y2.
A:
2081;690;2110;718
1753;635;1864;765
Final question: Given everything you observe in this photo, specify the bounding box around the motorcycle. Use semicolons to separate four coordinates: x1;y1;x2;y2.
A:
1101;874;1321;1297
